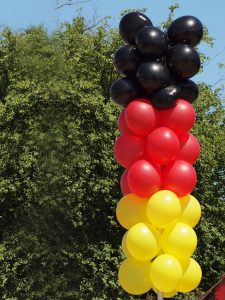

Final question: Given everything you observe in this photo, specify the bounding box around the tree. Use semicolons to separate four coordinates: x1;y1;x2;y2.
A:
0;6;224;300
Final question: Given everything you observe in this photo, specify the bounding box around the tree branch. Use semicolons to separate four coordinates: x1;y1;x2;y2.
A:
212;75;225;87
203;46;225;67
84;17;109;32
55;0;90;10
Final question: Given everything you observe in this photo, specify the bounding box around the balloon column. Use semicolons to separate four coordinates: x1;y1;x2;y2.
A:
110;12;203;298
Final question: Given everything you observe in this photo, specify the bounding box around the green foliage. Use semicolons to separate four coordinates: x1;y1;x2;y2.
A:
0;20;124;300
158;3;180;30
120;8;147;17
0;10;224;300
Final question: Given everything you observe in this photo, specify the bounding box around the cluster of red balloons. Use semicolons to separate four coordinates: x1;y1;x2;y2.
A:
115;98;200;198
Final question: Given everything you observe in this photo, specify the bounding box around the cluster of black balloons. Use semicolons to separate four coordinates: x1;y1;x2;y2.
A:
110;12;203;108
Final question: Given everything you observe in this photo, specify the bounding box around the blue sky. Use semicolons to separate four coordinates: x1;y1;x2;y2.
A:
0;0;225;89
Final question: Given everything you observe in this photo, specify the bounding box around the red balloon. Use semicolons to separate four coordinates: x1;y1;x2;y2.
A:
125;99;157;136
120;169;131;195
114;133;145;168
159;99;196;134
147;127;179;165
162;160;197;197
142;152;162;174
177;133;200;164
118;109;131;133
178;131;189;143
128;159;162;198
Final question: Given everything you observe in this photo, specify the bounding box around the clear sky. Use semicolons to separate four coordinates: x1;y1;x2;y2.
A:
0;0;225;89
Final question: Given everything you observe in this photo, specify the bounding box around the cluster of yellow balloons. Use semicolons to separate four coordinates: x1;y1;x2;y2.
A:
117;191;202;297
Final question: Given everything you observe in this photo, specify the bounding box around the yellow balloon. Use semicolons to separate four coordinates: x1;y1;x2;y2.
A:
146;190;181;228
118;258;152;295
116;194;148;229
150;254;182;292
126;223;160;261
163;290;178;298
162;222;197;260
153;288;178;298
178;258;202;292
121;232;131;258
178;195;201;227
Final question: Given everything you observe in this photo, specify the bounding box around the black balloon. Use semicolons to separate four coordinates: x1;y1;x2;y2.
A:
167;16;203;47
135;26;167;59
137;62;171;94
166;44;201;79
119;12;153;44
113;45;140;77
178;79;199;103
151;84;180;108
110;77;139;106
